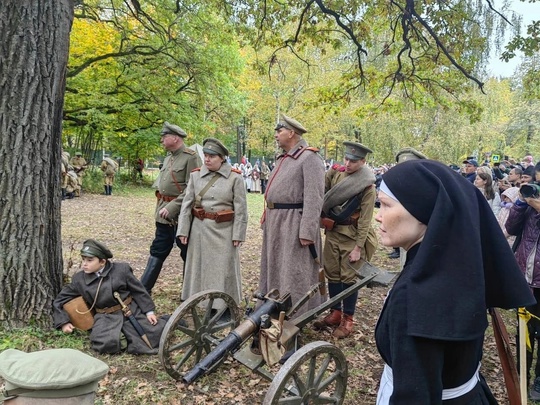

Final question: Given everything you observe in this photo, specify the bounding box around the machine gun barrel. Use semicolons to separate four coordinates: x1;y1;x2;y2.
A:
182;296;287;384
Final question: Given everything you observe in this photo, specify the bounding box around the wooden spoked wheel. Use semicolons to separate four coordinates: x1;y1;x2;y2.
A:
158;289;240;381
263;341;348;405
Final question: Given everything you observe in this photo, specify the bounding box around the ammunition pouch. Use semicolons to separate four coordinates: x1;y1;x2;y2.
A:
63;297;94;331
320;217;335;231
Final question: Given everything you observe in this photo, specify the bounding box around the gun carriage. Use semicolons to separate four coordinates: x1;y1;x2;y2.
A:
158;262;394;404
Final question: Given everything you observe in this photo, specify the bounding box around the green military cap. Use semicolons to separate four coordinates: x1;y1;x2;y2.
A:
203;137;229;157
396;147;427;163
275;114;307;135
75;151;82;156
161;121;187;138
343;141;373;161
80;239;113;259
0;348;109;400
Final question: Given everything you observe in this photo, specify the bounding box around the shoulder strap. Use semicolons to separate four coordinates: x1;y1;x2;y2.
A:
195;173;220;207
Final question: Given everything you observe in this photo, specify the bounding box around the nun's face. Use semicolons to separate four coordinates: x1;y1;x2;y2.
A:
375;191;427;251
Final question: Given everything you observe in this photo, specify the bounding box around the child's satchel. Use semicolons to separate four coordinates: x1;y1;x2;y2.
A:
215;209;235;223
63;296;95;331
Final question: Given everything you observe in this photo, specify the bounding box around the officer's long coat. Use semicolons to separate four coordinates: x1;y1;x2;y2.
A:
155;145;200;225
53;262;165;354
259;139;325;317
177;162;248;306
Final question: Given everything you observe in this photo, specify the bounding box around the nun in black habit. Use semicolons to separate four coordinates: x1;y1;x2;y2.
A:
374;160;535;404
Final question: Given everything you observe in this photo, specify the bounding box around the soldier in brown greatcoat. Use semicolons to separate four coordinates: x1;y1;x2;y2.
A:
140;122;201;294
258;115;325;318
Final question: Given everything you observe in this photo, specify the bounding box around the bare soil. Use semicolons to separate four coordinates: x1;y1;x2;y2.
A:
58;191;513;404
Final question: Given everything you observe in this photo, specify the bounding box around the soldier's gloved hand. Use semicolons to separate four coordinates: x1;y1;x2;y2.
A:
61;323;74;334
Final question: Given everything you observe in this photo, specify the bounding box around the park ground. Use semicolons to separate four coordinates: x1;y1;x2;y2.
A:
2;187;520;404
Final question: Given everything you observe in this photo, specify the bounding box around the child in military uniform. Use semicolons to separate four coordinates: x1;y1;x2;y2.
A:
53;239;166;355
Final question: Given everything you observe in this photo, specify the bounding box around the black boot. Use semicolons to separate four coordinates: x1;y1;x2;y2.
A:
108;185;113;195
140;256;164;293
61;188;66;200
103;185;108;195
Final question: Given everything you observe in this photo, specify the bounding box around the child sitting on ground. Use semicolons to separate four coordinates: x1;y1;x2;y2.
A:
53;239;166;354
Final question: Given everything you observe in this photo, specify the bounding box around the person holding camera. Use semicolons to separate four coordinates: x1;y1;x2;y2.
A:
505;161;540;399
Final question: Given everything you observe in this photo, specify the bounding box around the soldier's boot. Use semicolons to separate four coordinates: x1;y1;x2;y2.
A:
140;256;164;294
103;185;108;195
66;192;74;199
61;188;66;200
313;309;342;330
333;314;354;339
108;185;113;195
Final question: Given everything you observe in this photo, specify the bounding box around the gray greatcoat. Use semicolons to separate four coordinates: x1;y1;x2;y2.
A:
53;262;166;354
177;162;248;306
259;139;325;317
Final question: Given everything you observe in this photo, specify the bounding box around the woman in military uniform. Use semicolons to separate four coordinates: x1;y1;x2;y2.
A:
177;138;248;310
53;239;166;355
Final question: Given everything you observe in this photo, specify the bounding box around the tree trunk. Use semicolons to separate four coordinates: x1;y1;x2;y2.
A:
0;1;74;327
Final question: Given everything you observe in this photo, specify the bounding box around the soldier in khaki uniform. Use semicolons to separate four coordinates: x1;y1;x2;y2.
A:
70;151;88;194
314;141;377;338
100;155;119;195
140;122;201;294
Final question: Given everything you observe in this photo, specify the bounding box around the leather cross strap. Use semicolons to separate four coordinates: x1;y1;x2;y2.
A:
95;296;132;314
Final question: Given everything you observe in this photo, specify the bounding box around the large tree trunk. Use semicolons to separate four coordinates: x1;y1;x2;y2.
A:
0;1;74;327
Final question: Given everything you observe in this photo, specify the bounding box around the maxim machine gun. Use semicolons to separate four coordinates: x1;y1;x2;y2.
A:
158;262;395;404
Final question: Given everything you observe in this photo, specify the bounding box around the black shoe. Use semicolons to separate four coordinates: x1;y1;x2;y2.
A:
388;251;400;259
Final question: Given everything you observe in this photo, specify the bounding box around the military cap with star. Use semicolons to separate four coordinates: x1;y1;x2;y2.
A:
80;239;113;259
161;121;187;138
343;141;373;161
203;137;229;157
274;114;307;135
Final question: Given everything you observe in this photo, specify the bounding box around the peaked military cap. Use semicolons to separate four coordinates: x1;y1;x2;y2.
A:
203;137;229;157
0;348;109;399
343;141;373;161
80;239;113;259
161;121;187;138
275;114;307;135
396;147;427;163
75;151;82;156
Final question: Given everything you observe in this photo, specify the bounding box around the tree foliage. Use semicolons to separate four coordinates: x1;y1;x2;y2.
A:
64;0;247;162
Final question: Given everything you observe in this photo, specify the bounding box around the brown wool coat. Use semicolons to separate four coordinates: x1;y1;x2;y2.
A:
53;262;166;355
259;139;325;317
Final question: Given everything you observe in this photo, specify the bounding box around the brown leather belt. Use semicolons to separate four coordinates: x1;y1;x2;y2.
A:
192;208;219;221
156;191;177;202
95;296;132;314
